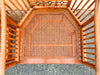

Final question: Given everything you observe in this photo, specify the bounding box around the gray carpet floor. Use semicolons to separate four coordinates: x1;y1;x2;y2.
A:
6;64;95;75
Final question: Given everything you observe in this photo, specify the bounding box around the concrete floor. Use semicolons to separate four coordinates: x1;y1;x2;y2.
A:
6;64;95;75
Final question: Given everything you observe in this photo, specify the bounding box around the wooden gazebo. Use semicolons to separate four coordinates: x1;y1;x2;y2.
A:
0;0;100;75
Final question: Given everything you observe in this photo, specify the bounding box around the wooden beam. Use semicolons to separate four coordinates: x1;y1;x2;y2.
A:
78;1;95;19
73;0;83;13
71;0;77;10
19;8;33;28
7;16;19;28
0;0;7;74
82;16;94;27
67;7;83;26
95;0;100;75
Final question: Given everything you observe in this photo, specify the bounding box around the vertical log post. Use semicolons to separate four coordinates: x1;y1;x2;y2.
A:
0;0;7;75
95;0;100;75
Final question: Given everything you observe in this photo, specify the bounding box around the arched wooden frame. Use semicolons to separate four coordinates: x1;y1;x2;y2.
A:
0;0;100;75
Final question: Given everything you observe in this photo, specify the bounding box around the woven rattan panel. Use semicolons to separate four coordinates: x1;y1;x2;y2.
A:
21;9;81;58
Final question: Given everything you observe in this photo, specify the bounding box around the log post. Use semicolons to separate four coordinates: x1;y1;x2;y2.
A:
95;0;100;75
0;0;7;75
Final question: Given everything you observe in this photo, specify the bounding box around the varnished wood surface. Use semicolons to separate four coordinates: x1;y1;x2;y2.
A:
19;57;82;64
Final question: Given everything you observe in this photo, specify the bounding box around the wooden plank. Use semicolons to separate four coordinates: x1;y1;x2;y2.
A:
84;42;95;45
84;47;95;49
82;16;94;27
5;2;22;19
80;28;84;62
19;8;33;27
6;11;20;22
84;52;95;55
7;53;17;55
9;0;25;16
22;0;29;10
76;0;90;16
71;0;77;10
0;0;7;74
83;36;94;40
67;7;83;26
7;26;18;32
15;0;26;13
17;28;21;62
78;1;95;19
6;62;17;69
95;0;100;74
83;25;94;32
7;16;19;28
84;57;95;61
73;0;83;13
81;9;95;22
83;31;94;36
83;61;95;69
7;31;18;37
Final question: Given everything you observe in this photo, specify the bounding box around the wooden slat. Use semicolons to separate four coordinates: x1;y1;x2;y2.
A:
6;11;19;22
83;31;94;36
78;1;95;19
76;0;90;16
19;8;33;27
22;0;29;10
84;42;95;45
83;25;94;32
7;53;17;55
84;57;95;61
6;47;17;50
5;3;22;19
83;61;95;69
7;26;18;32
84;47;95;49
67;7;83;26
9;0;25;16
81;9;95;22
71;0;77;10
6;61;17;69
15;0;26;13
0;0;7;74
84;52;95;55
7;43;17;46
7;31;18;37
6;37;17;41
95;0;100;74
83;36;94;40
73;0;83;13
6;57;16;61
7;16;19;28
82;16;94;27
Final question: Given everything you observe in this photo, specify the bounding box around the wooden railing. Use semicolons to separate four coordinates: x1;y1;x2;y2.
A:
6;25;18;68
5;0;30;24
68;0;96;69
